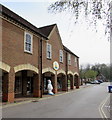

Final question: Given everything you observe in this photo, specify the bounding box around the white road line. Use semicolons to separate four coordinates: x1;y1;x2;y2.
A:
99;94;110;119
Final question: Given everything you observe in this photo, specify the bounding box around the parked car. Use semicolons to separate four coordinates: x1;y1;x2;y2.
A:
97;80;103;83
85;81;91;84
90;80;101;84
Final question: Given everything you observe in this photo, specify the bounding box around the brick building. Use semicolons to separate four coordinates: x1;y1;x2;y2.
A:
0;5;80;102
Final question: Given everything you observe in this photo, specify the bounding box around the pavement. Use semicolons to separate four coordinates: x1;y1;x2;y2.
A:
1;84;91;107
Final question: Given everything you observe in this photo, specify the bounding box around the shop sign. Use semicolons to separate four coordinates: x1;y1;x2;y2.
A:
53;61;59;71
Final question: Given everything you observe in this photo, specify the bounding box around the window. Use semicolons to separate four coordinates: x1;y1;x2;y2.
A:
46;43;52;59
24;32;33;53
75;57;77;63
68;54;71;65
59;50;63;63
15;77;22;94
75;57;77;67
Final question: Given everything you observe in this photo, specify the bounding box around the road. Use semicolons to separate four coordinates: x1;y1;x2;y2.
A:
2;82;110;118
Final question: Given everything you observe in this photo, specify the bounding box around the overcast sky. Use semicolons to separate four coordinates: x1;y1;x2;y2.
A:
1;0;110;66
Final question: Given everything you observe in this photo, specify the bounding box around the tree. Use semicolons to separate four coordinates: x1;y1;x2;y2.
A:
110;64;112;82
48;0;111;37
93;63;110;81
79;65;85;78
80;63;110;81
85;70;98;79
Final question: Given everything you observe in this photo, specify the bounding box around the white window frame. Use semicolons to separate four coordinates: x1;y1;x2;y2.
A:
68;54;71;65
24;31;33;54
46;43;52;59
59;50;63;63
75;57;77;67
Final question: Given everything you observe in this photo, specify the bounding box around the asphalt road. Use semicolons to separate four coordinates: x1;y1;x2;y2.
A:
2;82;110;118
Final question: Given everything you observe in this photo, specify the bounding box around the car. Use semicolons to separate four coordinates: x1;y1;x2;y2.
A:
90;80;101;84
85;81;91;84
97;80;103;83
90;81;95;84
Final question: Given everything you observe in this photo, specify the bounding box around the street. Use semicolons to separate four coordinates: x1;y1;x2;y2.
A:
2;82;110;118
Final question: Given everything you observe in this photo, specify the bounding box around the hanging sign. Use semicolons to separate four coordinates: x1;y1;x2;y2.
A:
53;61;59;71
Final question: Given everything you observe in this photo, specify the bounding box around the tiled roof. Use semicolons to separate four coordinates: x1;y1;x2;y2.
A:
39;24;79;58
38;24;56;37
0;5;48;40
1;5;79;58
63;45;79;58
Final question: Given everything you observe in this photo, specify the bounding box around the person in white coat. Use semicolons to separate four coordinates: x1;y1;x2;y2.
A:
47;80;54;95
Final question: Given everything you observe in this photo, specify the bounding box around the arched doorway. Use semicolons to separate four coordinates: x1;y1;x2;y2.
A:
74;74;79;89
42;71;55;94
57;73;66;91
0;62;12;102
15;70;39;98
68;74;74;90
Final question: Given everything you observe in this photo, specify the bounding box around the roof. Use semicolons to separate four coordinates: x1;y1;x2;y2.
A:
63;45;79;58
39;24;79;58
0;5;79;58
0;5;48;40
38;24;56;37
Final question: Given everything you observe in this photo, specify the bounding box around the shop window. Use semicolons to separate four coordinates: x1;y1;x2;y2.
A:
24;32;33;54
15;77;22;95
27;77;33;94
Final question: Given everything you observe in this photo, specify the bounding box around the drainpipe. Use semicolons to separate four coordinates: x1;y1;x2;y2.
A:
40;38;43;98
65;52;68;91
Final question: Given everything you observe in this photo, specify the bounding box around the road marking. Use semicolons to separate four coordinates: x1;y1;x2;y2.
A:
2;100;32;109
99;94;110;119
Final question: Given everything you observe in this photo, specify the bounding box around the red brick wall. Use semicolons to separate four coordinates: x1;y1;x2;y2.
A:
68;55;79;73
2;18;39;68
2;18;79;74
42;26;79;74
42;26;66;71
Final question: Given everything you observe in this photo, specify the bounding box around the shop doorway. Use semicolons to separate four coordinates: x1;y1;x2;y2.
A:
43;77;51;94
74;74;79;89
43;72;55;94
15;70;35;98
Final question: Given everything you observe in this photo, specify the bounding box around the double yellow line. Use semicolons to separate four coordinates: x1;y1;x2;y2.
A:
99;94;110;119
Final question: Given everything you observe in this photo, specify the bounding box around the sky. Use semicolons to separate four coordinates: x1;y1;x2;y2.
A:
1;0;110;67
